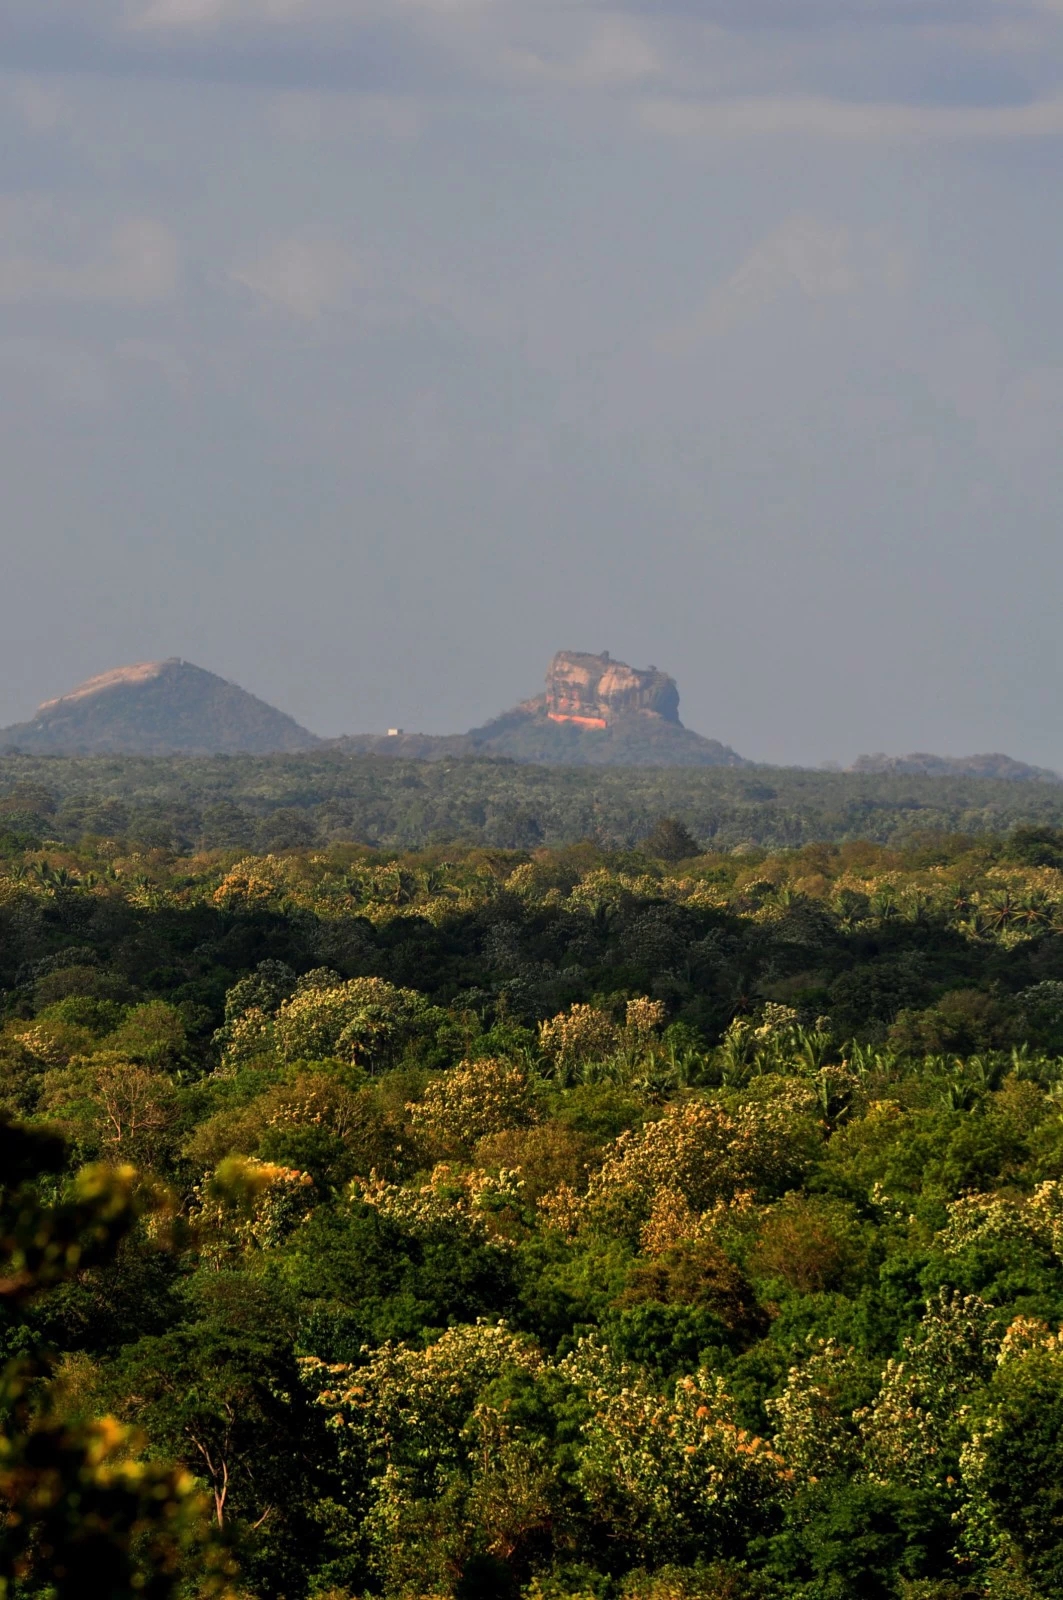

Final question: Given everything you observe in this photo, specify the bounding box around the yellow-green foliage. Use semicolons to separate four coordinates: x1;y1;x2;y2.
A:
408;1058;536;1152
6;828;1063;1599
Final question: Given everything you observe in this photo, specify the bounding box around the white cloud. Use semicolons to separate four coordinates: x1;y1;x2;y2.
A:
127;0;460;29
501;17;660;89
268;90;421;142
0;219;179;305
7;79;72;135
128;0;313;29
115;337;191;387
638;92;1063;143
227;234;499;335
3;0;1059;141
0;336;112;410
659;217;879;349
230;236;366;319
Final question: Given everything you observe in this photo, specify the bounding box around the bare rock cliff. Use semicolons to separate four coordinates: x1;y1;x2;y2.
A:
530;651;681;727
334;648;750;768
458;649;746;767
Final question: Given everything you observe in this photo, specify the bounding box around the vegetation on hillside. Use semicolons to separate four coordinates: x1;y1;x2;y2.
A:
336;710;749;768
0;664;319;757
5;753;1063;858
6;823;1063;1594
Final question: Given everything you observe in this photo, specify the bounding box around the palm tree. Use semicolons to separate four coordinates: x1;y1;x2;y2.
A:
869;886;899;920
981;889;1020;934
793;1024;835;1072
948;886;974;918
1015;890;1051;930
900;889;931;925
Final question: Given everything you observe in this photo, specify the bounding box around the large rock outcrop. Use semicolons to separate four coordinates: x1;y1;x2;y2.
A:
338;650;749;768
0;660;320;755
538;651;681;728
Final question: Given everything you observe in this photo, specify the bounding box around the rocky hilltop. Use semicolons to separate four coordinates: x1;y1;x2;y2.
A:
339;650;749;768
532;650;681;727
0;660;320;755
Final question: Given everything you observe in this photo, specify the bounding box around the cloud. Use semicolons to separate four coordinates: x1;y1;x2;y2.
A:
125;0;484;31
0;0;1061;223
229;235;367;319
115;337;191;387
0;335;112;410
0;218;179;305
227;233;506;338
0;0;1058;144
638;91;1063;142
0;0;1051;96
7;77;72;134
658;216;907;348
614;0;1005;25
268;88;421;140
129;0;316;29
501;17;660;89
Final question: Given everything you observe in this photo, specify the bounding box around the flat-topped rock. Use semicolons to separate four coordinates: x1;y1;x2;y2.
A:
538;651;681;727
338;649;749;768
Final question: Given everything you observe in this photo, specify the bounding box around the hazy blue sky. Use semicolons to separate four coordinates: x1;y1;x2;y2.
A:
4;0;1063;765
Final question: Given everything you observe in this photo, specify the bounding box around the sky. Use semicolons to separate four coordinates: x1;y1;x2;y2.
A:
4;1;1063;767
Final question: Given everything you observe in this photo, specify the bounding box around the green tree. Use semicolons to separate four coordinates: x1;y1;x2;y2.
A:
643;818;701;863
110;1297;307;1532
963;1334;1063;1594
0;1115;235;1599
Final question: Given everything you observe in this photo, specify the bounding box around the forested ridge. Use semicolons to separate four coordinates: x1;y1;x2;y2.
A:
4;753;1063;856
9;822;1063;1596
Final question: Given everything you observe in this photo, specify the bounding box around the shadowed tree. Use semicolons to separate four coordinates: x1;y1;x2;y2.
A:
0;1115;236;1600
643;816;701;863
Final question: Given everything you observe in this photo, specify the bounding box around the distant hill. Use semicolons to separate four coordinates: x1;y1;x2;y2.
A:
851;751;1062;783
0;660;320;755
8;652;1052;779
336;650;750;768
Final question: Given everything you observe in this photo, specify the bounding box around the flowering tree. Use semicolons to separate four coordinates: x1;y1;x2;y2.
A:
189;1155;316;1265
768;1339;865;1483
858;1291;1003;1489
353;1163;525;1245
539;1004;621;1077
305;1321;547;1589
408;1058;536;1153
579;1092;819;1240
959;1318;1063;1590
564;1339;789;1562
275;974;443;1070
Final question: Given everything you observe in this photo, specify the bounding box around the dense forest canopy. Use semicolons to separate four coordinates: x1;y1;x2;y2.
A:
7;820;1063;1596
4;752;1063;856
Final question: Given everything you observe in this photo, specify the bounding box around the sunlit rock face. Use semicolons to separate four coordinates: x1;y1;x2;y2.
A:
539;652;681;728
338;649;749;767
